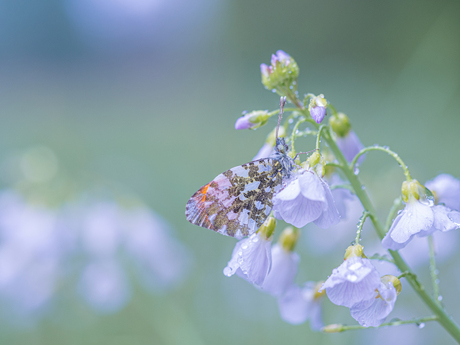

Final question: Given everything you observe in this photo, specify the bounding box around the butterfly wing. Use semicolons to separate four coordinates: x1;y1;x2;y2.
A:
186;158;285;238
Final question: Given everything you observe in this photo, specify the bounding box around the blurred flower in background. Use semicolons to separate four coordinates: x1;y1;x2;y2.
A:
0;146;192;325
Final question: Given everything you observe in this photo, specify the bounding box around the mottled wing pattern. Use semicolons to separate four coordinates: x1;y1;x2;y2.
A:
186;158;284;238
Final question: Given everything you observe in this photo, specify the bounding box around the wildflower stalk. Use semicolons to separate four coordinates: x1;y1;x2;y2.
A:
287;97;460;343
355;211;370;244
350;146;412;181
428;235;441;304
322;315;438;333
385;197;403;231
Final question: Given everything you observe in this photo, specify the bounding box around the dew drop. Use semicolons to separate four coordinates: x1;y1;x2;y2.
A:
354;167;360;175
418;323;425;329
272;89;277;93
435;279;440;284
438;295;443;301
241;243;248;249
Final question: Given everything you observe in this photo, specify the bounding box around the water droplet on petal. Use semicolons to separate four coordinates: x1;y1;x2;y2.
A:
223;267;233;276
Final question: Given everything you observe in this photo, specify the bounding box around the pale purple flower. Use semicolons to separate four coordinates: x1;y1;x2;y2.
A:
235;115;254;130
253;142;274;160
277;283;324;329
78;260;131;314
223;232;272;287
271;50;291;66
273;169;340;229
311;107;326;124
260;63;271;77
328;174;356;218
426;174;460;211
350;281;397;327
382;201;460;251
336;130;364;163
322;257;381;308
262;243;299;296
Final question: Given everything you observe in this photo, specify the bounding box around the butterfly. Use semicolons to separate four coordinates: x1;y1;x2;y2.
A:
185;97;295;238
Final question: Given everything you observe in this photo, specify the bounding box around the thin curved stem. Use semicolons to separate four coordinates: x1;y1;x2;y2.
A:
385;197;403;231
322;315;438;333
355;211;370;244
350;146;412;181
316;125;328;150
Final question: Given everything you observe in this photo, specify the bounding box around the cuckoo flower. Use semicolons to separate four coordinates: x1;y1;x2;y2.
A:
223;217;275;287
322;245;381;308
350;275;401;327
425;174;460;211
382;180;460;250
273;154;340;229
262;227;300;296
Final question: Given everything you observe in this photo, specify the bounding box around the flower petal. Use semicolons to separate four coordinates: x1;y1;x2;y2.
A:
313;181;340;229
277;284;309;325
262;244;299;296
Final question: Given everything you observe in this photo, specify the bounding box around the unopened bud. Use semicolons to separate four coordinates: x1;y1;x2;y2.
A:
261;51;299;91
401;180;425;203
313;281;326;300
329;112;351;138
235;110;269;130
278;226;299;252
308;95;327;124
257;216;276;240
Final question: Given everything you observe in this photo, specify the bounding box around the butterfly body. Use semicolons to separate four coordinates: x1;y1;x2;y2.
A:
186;138;295;238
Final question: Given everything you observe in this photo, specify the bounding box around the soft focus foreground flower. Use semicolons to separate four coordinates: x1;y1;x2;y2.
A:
262;228;300;296
277;282;325;329
425;174;460;211
235;110;269;130
350;276;400;327
322;248;381;308
223;217;275;286
273;169;340;228
382;180;460;250
308;94;327;124
260;50;299;90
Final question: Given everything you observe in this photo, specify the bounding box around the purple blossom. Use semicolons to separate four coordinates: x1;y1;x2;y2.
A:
260;63;271;77
223;232;272;287
235;115;254;130
273;169;340;229
322;257;381;308
426;174;460;211
271;50;291;66
336;130;365;163
262;243;299;296
78;260;131;314
350;281;397;327
382;201;460;251
277;283;324;329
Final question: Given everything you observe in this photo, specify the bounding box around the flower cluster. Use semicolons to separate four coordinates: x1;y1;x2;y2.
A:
0;190;191;325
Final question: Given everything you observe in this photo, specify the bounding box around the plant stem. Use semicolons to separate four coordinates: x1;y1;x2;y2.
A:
321;126;460;343
355;211;370;244
322;315;438;333
428;235;441;304
350;146;412;181
385;197;403;231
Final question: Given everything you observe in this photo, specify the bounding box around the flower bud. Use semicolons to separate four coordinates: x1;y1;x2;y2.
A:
321;324;344;333
261;50;299;91
235;110;269;130
380;275;402;295
306;151;326;177
278;226;299;252
329;112;351;137
257;216;276;240
343;244;365;260
308;95;328;124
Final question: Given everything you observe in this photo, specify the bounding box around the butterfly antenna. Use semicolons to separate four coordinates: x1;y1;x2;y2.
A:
276;96;287;140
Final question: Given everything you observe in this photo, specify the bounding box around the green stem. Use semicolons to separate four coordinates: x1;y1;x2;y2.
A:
322;316;438;333
350;146;412;181
355;211;370;244
385;197;403;231
428;235;441;304
316;125;328;150
323;127;460;342
290;117;306;153
291;105;460;342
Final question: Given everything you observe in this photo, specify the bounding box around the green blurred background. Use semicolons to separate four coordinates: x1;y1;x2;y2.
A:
1;0;460;344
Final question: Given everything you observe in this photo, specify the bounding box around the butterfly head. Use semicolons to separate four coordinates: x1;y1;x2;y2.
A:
274;137;289;155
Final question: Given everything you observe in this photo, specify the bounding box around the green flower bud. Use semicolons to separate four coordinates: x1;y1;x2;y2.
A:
278;226;299;252
313;281;326;300
329;112;351;138
344;244;366;260
321;324;344;333
305;151;326;177
257;216;276;240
